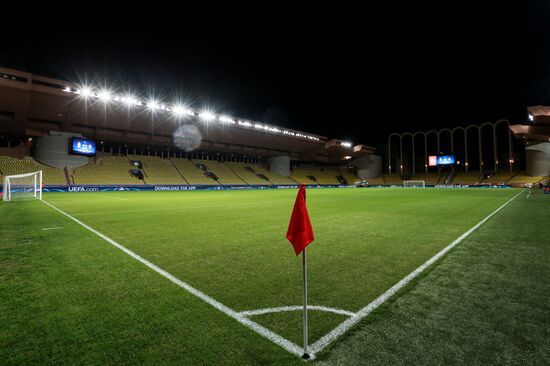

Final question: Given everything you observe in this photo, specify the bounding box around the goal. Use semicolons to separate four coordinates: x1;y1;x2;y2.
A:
403;180;426;188
2;171;43;201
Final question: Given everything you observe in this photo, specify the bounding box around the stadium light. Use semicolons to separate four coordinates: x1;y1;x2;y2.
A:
172;105;193;117
219;115;236;124
122;95;139;106
528;113;534;121
199;111;216;121
79;87;92;98
98;90;112;102
343;155;352;160
147;100;160;110
66;81;325;142
341;141;353;148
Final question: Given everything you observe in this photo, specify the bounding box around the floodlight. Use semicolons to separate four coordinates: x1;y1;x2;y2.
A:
98;90;111;102
173;105;193;116
199;111;216;121
219;115;235;123
122;95;139;106
528;114;534;121
79;87;92;97
341;141;353;148
147;100;160;110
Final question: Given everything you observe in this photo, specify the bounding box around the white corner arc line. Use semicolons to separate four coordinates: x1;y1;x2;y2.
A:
309;189;524;354
239;305;356;318
39;200;310;360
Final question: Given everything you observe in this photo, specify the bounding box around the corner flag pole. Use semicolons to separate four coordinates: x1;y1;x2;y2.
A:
285;183;314;359
302;247;309;359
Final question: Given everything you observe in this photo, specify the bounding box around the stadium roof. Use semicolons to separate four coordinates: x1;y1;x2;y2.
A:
509;106;550;143
0;66;374;163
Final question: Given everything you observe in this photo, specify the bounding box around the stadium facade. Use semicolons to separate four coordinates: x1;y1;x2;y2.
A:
0;66;548;189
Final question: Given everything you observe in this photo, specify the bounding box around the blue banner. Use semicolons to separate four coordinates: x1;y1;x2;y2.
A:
36;184;346;193
0;183;517;193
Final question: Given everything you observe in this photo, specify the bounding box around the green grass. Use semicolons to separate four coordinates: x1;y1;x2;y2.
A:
318;190;550;365
0;188;547;364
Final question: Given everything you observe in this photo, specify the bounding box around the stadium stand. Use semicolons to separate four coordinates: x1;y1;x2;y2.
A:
452;171;482;185
507;171;548;185
364;176;386;185
411;173;440;185
224;162;272;185
338;169;360;185
0;156;66;185
192;160;246;185
481;171;513;185
127;156;186;185
251;165;297;184
309;168;341;184
171;158;219;185
72;156;144;185
384;174;403;185
290;168;318;184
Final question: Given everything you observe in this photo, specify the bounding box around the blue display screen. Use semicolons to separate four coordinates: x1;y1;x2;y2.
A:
436;155;455;165
71;137;96;156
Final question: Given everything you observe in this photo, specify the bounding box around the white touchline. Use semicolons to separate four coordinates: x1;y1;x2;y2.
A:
309;189;525;354
39;200;310;360
39;189;523;361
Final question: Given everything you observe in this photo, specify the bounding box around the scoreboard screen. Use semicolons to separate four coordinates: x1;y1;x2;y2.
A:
436;155;455;165
70;137;96;156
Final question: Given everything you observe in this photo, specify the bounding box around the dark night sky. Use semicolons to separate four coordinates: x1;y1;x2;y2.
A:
2;2;550;147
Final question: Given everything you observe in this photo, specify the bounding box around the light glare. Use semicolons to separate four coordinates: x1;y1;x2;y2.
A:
199;111;216;121
98;90;111;101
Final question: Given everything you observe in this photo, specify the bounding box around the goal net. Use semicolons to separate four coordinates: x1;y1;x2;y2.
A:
403;180;425;188
2;171;43;201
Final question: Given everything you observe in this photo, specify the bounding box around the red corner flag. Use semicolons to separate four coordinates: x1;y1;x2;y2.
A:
286;184;314;256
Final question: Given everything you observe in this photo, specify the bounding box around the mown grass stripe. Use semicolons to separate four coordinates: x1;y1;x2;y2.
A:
310;189;524;354
40;199;308;359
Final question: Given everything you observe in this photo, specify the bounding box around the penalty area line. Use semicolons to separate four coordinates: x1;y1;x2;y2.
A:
39;200;308;360
309;189;525;354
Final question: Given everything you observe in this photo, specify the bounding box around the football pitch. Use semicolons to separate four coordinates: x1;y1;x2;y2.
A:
1;188;549;365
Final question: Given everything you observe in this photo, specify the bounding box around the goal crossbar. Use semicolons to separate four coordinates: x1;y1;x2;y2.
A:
403;180;426;188
2;170;43;201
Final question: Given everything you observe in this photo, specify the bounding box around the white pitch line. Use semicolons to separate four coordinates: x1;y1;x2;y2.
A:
239;305;356;318
41;226;63;231
39;199;309;359
309;189;525;354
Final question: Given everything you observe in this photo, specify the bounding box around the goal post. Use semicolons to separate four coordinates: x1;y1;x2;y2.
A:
2;171;42;201
403;180;426;188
